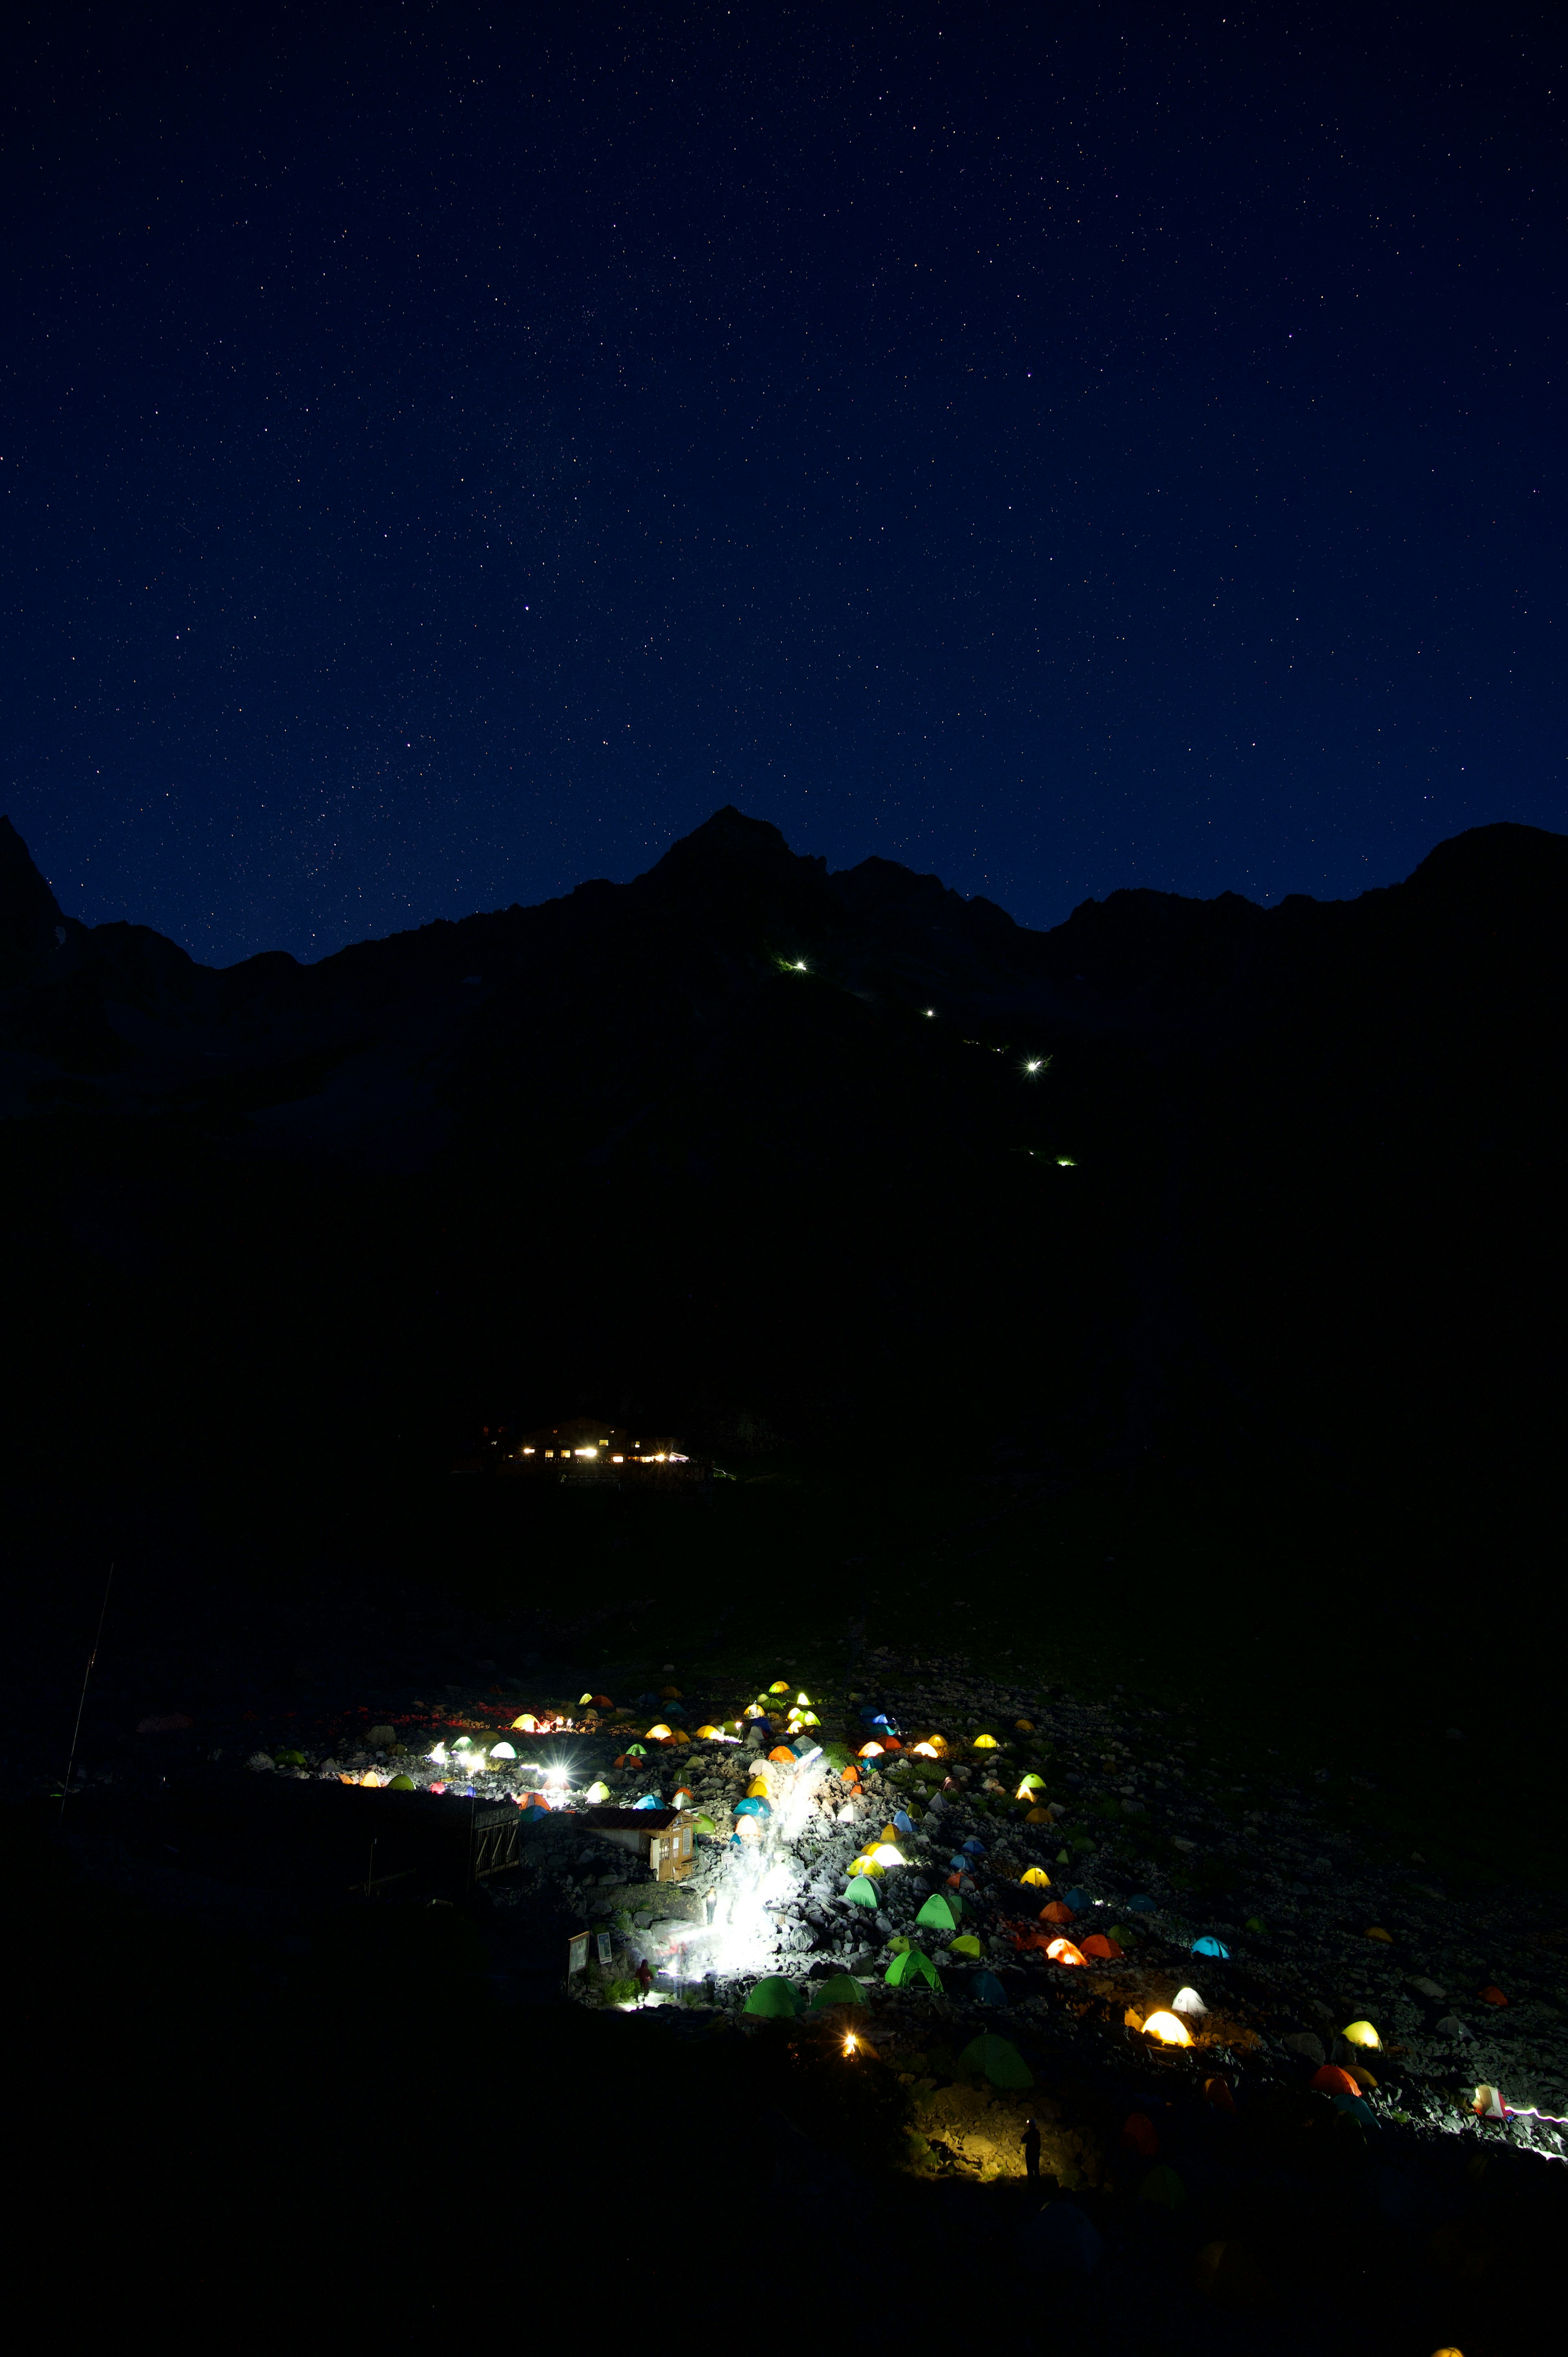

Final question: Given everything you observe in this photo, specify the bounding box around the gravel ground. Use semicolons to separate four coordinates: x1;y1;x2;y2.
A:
230;1642;1567;2157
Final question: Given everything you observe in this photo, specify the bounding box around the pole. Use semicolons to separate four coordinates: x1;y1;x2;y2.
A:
59;1561;116;1826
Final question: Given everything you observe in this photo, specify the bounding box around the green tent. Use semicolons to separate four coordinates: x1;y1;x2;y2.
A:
744;1975;802;2018
809;1973;868;2010
958;2033;1033;2090
843;1875;880;1909
915;1892;959;1930
885;1947;942;1990
949;1933;982;1959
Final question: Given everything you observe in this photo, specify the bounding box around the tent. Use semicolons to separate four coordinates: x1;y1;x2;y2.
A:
744;1976;803;2018
734;1795;770;1817
810;1973;869;2010
971;1970;1008;2005
1019;2201;1102;2278
843;1875;880;1909
916;1893;959;1929
949;1934;982;1959
958;2032;1033;2089
885;1947;941;1990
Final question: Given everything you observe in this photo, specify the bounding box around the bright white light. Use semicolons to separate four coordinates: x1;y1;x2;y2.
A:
793;960;808;970
1025;1059;1042;1074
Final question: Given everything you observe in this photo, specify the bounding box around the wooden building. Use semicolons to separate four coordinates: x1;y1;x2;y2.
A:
579;1806;699;1882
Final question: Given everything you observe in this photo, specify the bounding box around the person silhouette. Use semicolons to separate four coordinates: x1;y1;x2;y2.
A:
1020;2117;1041;2183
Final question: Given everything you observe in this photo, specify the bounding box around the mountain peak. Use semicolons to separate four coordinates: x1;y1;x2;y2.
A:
646;805;802;878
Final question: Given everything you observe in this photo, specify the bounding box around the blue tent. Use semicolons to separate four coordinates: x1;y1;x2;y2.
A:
971;1970;1009;2005
734;1795;771;1817
1127;1893;1156;1912
893;1811;914;1833
1062;1887;1088;1911
1019;2202;1102;2278
1192;1934;1231;1958
633;1793;663;1810
962;1836;986;1855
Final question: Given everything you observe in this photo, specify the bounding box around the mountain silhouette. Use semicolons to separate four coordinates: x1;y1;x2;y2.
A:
1;807;1563;1530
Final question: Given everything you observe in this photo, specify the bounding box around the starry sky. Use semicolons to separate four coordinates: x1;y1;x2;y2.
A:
4;3;1565;964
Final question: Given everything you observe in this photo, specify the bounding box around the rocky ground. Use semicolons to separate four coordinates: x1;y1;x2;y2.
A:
225;1641;1568;2148
18;1607;1567;2348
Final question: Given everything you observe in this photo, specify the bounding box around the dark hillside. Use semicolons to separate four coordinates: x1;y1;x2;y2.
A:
0;809;1562;1564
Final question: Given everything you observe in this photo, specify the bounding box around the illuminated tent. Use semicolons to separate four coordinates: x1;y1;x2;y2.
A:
1192;1935;1231;1959
885;1946;941;1989
916;1893;959;1930
958;2032;1033;2089
744;1976;803;2018
1020;1867;1051;1888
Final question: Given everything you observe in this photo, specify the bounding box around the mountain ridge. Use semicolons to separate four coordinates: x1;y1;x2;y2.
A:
0;805;1562;1531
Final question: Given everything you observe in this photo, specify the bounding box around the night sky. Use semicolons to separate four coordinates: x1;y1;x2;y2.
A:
5;4;1564;965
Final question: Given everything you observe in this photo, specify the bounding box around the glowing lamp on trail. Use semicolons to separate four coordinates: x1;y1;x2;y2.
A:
842;2033;859;2055
1047;1938;1087;1967
1143;2011;1194;2048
